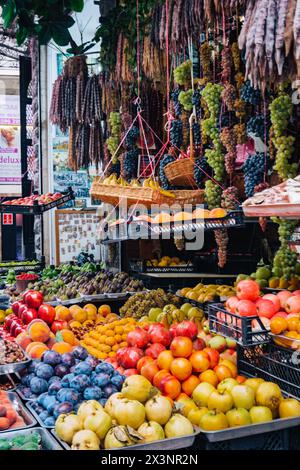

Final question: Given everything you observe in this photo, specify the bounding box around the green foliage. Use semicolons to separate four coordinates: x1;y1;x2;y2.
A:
0;0;84;47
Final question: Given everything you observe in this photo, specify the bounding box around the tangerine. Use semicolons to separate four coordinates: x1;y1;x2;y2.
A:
189;351;210;373
287;317;300;332
270;317;288;335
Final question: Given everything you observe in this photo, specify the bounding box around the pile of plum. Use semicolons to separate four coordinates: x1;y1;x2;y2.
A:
18;346;125;427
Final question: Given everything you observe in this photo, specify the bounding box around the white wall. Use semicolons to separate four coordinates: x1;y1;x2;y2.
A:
42;0;101;263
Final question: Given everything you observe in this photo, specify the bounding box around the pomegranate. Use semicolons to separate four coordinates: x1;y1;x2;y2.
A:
175;321;198;339
236;280;260;301
225;296;239;313
235;300;257;317
148;324;171;346
116;347;144;369
256;299;276;319
145;343;166;359
126;327;150;349
262;294;280;312
284;295;300;314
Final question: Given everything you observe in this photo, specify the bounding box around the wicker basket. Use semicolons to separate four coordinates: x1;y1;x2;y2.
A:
90;180;204;208
164;159;197;188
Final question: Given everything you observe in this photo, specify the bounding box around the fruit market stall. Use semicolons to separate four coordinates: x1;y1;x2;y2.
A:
3;0;300;454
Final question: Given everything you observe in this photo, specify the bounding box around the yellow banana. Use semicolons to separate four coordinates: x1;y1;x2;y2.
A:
159;189;176;198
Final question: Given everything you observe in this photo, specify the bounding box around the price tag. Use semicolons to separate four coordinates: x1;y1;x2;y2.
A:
2;213;13;225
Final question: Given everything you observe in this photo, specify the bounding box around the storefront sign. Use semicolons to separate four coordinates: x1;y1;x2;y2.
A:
0;95;21;194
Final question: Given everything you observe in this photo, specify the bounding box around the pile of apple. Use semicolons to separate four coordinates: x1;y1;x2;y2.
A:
223;279;300;330
3;192;63;206
106;320;238;400
4;291;57;338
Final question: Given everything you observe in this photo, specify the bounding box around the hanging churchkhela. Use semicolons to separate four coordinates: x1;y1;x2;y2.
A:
50;55;104;170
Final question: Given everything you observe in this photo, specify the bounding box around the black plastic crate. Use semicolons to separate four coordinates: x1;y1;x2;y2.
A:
208;303;270;346
204;430;289;450
237;343;300;399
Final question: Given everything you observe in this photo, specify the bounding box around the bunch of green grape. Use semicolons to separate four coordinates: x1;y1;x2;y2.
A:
178;89;193;111
201;83;223;117
201;83;225;202
174;60;192;86
271;218;298;279
205;180;222;209
205;147;224;181
269;94;297;180
273;246;298;279
107;112;122;158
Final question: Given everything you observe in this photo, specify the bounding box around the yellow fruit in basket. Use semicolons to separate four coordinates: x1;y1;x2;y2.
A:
120;341;128;348
114;334;122;343
270;317;288;335
0;311;6;323
285;331;299;340
112;344;119;352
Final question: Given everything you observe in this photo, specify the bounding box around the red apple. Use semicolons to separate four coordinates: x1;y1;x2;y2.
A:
22;307;38;324
277;291;293;309
18;304;28;318
203;347;220;368
236;280;260;302
262;294;280;312
284;295;300;314
51;320;68;333
256;299;276;319
235;300;257;317
24;291;43;309
38;304;56;324
12;301;23;316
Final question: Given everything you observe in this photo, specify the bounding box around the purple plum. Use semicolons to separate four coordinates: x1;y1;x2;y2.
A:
35;363;54;380
34;405;45;415
102;384;118;398
91;373;110;388
73;362;93;376
27;359;40;374
84;356;99;368
95;362;114;376
21;373;35;387
39;410;50;422
48;376;61;385
70;374;91;392
72;346;88;360
42;350;62;366
37;392;49;407
46;400;59;415
83;387;102;401
54;364;70;378
61;352;75;367
53;402;73;419
110;375;125;389
30;377;48;394
57;388;80;405
61;373;75;388
44;416;56;426
48;381;61;396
